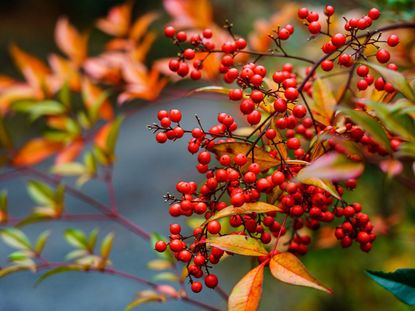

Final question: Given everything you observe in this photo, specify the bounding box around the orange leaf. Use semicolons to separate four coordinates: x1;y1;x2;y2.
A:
48;54;81;91
248;4;298;52
83;52;124;85
55;139;84;164
96;1;133;37
55;17;88;65
9;44;50;92
269;252;332;294
206;235;268;257
163;0;213;29
12;138;63;167
228;263;265;311
81;77;114;120
0;84;39;115
129;12;159;42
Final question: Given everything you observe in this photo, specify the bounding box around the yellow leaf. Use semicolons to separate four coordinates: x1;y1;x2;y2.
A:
228;263;265;311
311;79;337;126
12;138;63;167
206;235;268;257
202;202;282;225
211;142;282;172
269;252;332;294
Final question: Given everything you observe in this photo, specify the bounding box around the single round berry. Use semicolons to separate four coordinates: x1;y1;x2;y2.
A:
368;8;380;20
207;220;221;234
170;223;181;234
298;8;309;19
191;282;203;293
292;105;307;118
387;34;399;47
203;28;213;38
287;137;300;150
155;241;167;252
308;22;321;34
204;274;218;288
356;65;369;77
285;87;299;101
156;132;168;144
164;26;176;38
324;5;335;16
331;33;346;47
198;151;211;165
321;60;334;71
376;49;390;64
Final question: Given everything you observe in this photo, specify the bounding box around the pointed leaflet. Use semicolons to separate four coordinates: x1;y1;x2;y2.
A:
189;86;231;96
55;17;88;65
296;152;364;182
312;79;337;126
0;228;32;250
212;142;281;172
362;61;415;101
206;235;268;256
202;202;282;226
35;265;85;287
12;138;63;166
270;252;332;294
367;269;415;305
228;263;265;311
300;178;341;200
96;1;133;37
340;108;392;152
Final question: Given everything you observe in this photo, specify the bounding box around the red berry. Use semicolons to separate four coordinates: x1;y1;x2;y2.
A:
236;38;247;50
287;137;300;150
170;223;181;234
168;59;180;72
169;109;182;122
250;90;264;103
298;8;309;19
202;28;213;39
274;98;287;112
164;26;176;38
357;79;369;90
176;31;187;42
229;89;243;101
247;110;261;125
240;99;255;115
321;60;334;71
387;34;399;47
198;151;211;165
368;8;380;20
265;129;276;140
156;132;168;143
271;171;285;185
292;105;307;118
308;22;321;34
183;49;195;60
191;282;203;293
285;87;299;101
169;239;184;252
307;11;319;22
278;28;290;40
177;62;189;77
207;221;221;234
155;241;167;252
331;33;346;47
204;274;218;288
356;65;369;77
324;5;335;16
376;49;390;63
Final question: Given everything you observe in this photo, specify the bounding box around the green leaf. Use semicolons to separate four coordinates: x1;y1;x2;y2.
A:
8;250;31;262
27;180;55;205
340;108;391;152
202;202;282;226
362;62;415;101
0;265;29;278
367;269;415;305
16;214;52;227
0;190;8;220
34;231;50;254
100;232;114;259
64;229;88;249
58;82;71;108
51;163;86;176
206;235;268;256
13;100;66;120
105;116;124;156
189;86;231;96
147;259;173;271
363;100;415;141
0;228;32;250
300;178;341;199
87;228;99;252
152;272;179;282
296;152;364;182
124;294;165;311
35;265;85;287
312;78;337;125
398;141;415;158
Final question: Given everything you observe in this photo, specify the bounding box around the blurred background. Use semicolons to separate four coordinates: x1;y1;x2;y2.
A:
0;0;415;310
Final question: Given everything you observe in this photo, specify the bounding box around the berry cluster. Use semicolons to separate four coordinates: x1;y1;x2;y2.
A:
150;5;404;293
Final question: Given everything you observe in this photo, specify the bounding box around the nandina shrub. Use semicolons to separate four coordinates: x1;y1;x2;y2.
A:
0;1;415;310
